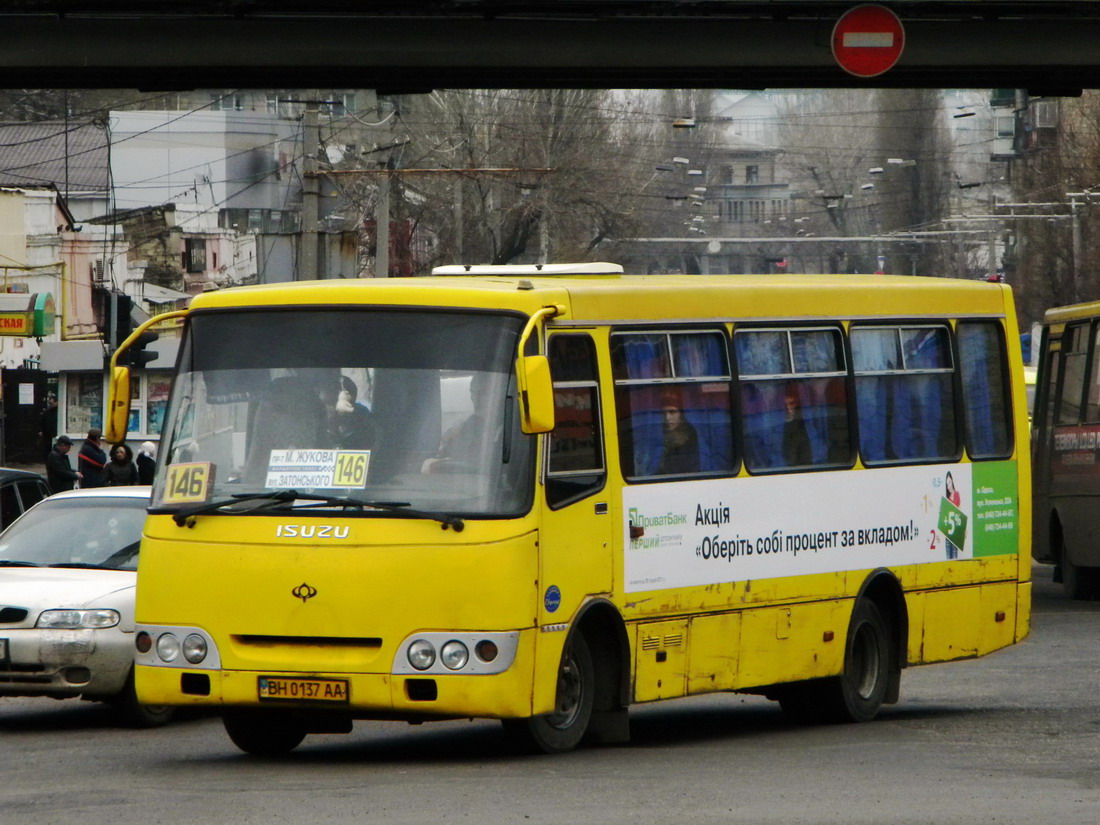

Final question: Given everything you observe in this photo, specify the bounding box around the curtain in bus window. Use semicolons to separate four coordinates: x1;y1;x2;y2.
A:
735;330;790;376
737;328;849;472
852;326;957;464
957;322;1012;458
610;334;670;381
616;383;733;477
612;330;733;479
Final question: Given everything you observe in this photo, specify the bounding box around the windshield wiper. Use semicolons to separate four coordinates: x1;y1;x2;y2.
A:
0;560;39;567
171;490;299;526
173;490;464;532
258;492;465;532
48;562;113;570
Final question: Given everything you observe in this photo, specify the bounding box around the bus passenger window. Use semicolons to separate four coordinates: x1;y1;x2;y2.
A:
851;325;958;465
547;335;605;508
1057;323;1089;425
735;327;850;472
611;330;734;480
957;322;1013;458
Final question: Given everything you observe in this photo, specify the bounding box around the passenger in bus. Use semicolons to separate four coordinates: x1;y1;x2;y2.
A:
325;375;377;450
423;371;499;472
782;385;813;467
656;389;699;475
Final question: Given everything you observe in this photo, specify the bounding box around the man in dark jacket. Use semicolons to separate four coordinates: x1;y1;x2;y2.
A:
45;435;82;493
77;428;108;488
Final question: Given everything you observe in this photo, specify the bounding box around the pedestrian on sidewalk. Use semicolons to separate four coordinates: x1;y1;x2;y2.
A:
46;435;82;494
78;428;108;488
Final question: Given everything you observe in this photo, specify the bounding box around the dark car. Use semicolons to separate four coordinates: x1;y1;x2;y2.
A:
0;468;49;530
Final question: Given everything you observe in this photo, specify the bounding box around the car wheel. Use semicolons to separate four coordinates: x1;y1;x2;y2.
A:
111;670;176;729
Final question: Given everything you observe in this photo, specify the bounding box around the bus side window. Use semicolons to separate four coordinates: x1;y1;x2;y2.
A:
957;321;1013;459
851;325;958;465
1058;323;1090;425
610;330;734;480
546;334;605;508
735;326;851;472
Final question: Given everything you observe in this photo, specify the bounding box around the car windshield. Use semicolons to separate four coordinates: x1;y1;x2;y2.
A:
151;308;536;518
0;496;149;570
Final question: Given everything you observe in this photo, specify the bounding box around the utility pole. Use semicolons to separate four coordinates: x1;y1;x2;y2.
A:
376;163;391;278
1070;193;1084;301
300;95;320;280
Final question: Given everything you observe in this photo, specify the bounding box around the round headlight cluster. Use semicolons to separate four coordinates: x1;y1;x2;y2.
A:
406;637;500;672
151;632;209;664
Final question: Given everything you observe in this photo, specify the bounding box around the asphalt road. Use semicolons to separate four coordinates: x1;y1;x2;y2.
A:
3;563;1099;825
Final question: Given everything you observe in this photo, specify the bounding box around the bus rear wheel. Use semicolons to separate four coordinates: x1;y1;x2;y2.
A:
223;710;306;756
503;632;594;754
779;599;891;724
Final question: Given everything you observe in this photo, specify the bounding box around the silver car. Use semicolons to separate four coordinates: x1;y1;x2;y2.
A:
0;486;172;727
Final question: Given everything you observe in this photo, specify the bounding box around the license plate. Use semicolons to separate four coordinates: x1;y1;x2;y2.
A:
257;676;349;703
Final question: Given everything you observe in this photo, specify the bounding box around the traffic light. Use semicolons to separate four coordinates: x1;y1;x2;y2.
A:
122;330;160;368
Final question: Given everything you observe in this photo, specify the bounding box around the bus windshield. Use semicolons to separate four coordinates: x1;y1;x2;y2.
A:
151;308;535;517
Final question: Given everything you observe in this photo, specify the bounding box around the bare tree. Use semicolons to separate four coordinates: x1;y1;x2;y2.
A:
776;89;952;275
361;89;659;269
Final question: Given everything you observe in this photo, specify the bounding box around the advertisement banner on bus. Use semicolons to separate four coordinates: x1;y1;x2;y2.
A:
623;462;1018;592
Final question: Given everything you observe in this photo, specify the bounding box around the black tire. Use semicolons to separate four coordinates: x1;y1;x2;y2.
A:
1062;550;1100;600
832;599;891;722
778;599;891;724
110;670;175;729
502;632;594;754
223;710;306;756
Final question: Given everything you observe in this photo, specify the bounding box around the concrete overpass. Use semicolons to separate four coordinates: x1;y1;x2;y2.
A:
3;1;1100;91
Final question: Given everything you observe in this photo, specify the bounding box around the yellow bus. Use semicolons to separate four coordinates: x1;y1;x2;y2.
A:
110;267;1031;755
1031;299;1100;598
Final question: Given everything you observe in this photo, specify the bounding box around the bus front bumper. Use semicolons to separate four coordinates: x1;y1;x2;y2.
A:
134;647;538;720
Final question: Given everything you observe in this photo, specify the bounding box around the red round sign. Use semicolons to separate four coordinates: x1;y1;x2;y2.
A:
832;4;906;78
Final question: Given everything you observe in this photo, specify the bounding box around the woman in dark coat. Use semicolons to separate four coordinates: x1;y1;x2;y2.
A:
105;442;139;486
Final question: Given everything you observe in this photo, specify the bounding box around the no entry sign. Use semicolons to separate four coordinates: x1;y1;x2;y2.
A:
832;4;906;78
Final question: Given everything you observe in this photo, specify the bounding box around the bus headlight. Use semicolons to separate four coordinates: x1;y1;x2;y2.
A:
407;639;435;670
440;640;469;670
156;632;181;662
182;633;208;664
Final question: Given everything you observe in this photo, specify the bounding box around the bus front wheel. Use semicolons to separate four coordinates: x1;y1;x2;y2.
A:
503;632;594;754
223;710;306;756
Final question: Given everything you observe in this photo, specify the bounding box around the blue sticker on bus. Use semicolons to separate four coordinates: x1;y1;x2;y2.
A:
544;585;561;613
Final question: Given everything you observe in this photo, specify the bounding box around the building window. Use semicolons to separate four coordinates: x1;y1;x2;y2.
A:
746;165;759;184
184;238;207;274
66;373;103;435
147;376;171;435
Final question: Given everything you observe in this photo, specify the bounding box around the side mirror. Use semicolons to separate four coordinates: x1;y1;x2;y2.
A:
106;366;131;443
518;354;555;434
